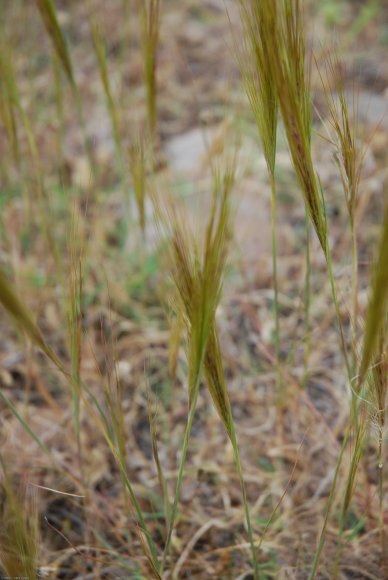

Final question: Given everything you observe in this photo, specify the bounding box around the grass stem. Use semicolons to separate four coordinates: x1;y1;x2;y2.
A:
270;172;281;404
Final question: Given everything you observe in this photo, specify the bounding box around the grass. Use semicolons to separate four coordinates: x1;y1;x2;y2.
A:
0;0;387;577
0;459;39;580
153;162;259;576
238;0;281;403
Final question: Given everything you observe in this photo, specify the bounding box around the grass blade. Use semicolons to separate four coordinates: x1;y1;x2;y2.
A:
35;0;75;88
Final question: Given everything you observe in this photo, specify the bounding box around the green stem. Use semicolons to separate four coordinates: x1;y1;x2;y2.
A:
161;378;202;573
378;426;387;570
309;423;351;579
326;243;352;384
350;220;358;369
229;424;259;579
270;172;281;403
302;208;311;388
309;241;354;578
81;381;160;570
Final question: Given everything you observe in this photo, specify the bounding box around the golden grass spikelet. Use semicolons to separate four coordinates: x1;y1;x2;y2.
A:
238;0;278;174
319;54;362;227
260;0;327;253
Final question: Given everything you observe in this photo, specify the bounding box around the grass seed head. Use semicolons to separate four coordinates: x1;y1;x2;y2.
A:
155;163;235;433
238;0;278;175
259;0;328;253
319;53;362;226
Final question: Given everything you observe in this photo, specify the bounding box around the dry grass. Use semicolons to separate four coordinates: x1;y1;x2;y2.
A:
0;0;387;578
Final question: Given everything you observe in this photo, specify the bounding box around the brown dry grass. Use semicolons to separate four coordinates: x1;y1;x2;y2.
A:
0;0;387;578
